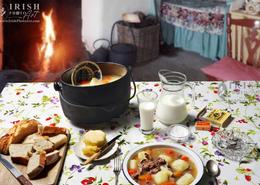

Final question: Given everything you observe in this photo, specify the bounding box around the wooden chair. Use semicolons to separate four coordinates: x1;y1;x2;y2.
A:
201;13;260;80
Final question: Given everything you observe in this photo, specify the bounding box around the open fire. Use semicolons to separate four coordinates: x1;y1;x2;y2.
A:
2;1;87;82
38;10;56;80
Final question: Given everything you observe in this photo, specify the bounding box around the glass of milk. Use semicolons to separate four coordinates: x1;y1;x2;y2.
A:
137;89;158;135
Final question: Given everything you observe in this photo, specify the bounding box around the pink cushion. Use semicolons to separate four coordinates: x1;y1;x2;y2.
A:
201;56;260;80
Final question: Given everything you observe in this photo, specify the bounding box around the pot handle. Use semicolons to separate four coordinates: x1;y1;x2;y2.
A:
128;67;136;101
110;21;136;47
54;81;62;92
93;38;110;49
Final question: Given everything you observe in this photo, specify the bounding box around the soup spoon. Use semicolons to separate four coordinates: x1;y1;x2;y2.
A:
206;160;220;177
205;160;220;185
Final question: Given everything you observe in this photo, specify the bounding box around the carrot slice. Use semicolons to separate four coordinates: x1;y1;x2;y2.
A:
181;155;189;161
138;174;152;181
165;149;175;156
173;171;183;177
128;169;137;175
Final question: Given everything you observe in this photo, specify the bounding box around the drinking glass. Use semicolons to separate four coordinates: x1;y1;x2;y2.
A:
137;89;158;135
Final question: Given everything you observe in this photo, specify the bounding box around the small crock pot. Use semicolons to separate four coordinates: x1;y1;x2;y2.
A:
54;62;135;106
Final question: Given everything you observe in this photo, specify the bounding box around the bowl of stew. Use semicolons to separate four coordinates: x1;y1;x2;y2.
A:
122;142;204;185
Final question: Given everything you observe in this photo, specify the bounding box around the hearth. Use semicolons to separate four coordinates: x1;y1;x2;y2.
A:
1;0;88;81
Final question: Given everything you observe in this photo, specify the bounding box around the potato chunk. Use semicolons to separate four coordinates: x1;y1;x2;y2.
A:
176;173;194;185
152;167;172;185
170;159;189;172
137;151;150;161
129;159;138;170
159;154;173;163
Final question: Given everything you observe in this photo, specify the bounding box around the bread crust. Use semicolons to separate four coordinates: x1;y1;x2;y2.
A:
40;126;67;136
46;150;60;166
0;119;40;154
12;119;39;143
11;156;30;165
0;134;12;154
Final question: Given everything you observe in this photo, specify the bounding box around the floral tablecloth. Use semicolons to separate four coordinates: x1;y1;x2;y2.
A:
0;81;260;185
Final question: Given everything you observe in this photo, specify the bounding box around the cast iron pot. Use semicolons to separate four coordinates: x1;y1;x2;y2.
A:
54;62;135;106
59;92;129;125
91;38;110;62
109;21;137;66
109;43;137;67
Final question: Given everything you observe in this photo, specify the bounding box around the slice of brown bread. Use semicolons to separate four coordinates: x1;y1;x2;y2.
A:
9;143;33;165
23;133;46;144
46;150;60;166
27;152;46;179
48;134;67;149
33;138;54;153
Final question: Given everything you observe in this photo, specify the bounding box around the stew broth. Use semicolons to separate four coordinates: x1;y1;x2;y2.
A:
79;75;120;86
128;147;197;185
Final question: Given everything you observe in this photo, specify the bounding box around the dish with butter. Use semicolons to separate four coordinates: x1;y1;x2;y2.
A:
73;130;118;161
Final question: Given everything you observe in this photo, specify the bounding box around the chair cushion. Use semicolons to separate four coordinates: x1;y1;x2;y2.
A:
201;56;260;80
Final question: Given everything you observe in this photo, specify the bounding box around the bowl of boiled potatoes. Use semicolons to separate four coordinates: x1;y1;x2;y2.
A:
73;130;118;161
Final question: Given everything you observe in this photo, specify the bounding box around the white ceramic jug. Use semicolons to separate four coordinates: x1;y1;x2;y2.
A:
156;70;193;125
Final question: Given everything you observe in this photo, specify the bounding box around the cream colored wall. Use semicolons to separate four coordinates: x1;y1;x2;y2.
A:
82;0;155;52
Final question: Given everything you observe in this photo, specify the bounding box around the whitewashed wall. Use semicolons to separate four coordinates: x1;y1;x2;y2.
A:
82;0;155;52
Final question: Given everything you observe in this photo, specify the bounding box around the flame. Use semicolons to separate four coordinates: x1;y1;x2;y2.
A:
39;10;55;74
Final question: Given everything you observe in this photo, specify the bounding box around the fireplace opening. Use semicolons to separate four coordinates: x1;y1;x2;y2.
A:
1;0;89;81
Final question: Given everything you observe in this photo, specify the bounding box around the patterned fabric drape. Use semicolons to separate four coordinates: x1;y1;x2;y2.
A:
161;2;226;35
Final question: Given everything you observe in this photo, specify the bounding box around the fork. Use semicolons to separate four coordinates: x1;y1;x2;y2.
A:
113;154;121;185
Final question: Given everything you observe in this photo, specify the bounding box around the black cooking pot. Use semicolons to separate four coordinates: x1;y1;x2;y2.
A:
59;92;129;125
109;21;137;66
54;62;135;106
91;38;110;62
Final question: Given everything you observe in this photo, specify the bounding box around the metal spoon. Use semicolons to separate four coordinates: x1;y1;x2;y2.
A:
204;160;220;185
206;160;220;177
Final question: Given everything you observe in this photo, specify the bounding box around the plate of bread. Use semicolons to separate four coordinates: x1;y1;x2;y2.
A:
73;130;118;161
0;119;69;185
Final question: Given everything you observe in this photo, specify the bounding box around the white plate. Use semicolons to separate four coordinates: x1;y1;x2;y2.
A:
122;142;204;185
73;138;118;161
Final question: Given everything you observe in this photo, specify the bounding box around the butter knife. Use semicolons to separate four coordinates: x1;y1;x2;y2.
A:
0;154;32;185
81;134;121;165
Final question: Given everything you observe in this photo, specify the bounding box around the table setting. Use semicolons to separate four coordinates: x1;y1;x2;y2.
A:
0;61;259;185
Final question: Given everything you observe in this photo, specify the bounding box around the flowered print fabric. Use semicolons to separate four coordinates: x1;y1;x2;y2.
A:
161;2;226;35
0;81;260;185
